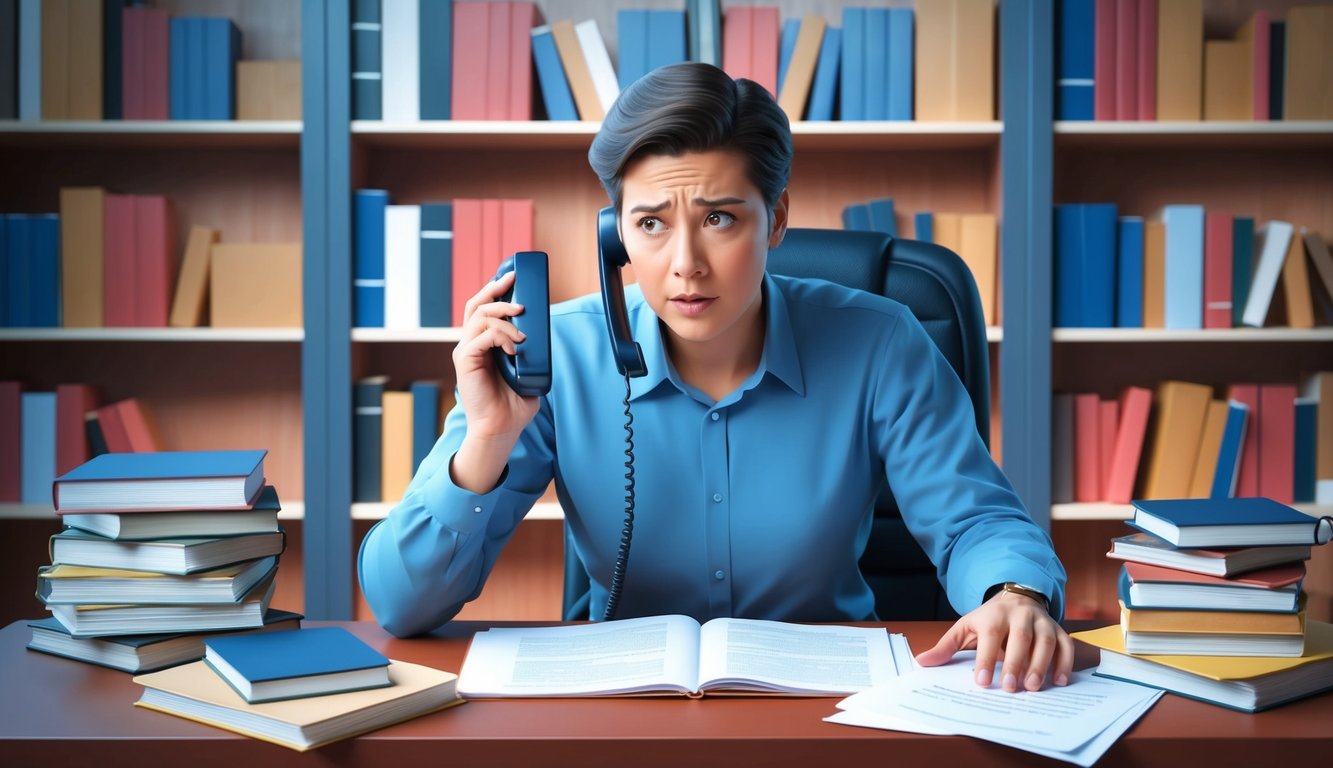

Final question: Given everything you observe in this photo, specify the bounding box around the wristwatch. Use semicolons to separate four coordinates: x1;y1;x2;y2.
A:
987;582;1050;613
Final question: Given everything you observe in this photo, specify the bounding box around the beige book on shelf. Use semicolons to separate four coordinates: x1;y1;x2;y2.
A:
549;19;602;121
59;187;105;327
1142;380;1212;500
776;14;825;123
932;213;963;255
66;0;102;119
1280;227;1315;329
1142;220;1166;328
1283;6;1333;120
1188;399;1228;499
916;0;994;121
169;226;219;327
1305;231;1333;305
381;390;414;502
237;61;302;120
1156;0;1203;121
1202;40;1250;121
210;244;302;328
959;213;998;327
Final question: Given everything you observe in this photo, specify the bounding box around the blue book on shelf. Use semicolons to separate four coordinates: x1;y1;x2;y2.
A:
807;25;840;121
1232;217;1255;328
20;391;56;504
1210;400;1249;499
886;7;913;121
204;627;390;703
617;10;649;89
777;17;800;94
1163;204;1205;330
647;11;687;77
5;214;30;327
841;202;872;232
867;197;897;237
1056;0;1094;120
419;201;453;327
1130;497;1329;548
531;26;577;121
914;211;933;243
169;17;189;119
28;213;58;328
840;7;865;120
352;0;383;120
1053;203;1116;328
103;1;128;119
1116;216;1144;328
0;216;8;325
188;18;207;120
203;17;240;119
864;8;887;120
419;0;451;120
410;380;441;473
353;376;387;503
1295;397;1316;503
355;189;389;328
1269;21;1285;120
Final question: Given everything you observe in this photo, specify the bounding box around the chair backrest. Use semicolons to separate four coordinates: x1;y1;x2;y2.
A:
562;229;991;621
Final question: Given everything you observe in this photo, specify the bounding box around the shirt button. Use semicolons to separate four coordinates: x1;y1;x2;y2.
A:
710;412;720;421
472;506;482;514
714;570;725;580
712;493;722;503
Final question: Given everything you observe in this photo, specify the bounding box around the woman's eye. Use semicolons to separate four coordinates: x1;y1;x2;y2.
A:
706;211;736;228
638;217;661;234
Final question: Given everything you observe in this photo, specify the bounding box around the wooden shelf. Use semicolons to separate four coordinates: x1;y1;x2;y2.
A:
350;501;564;521
1054;120;1333;149
1053;328;1333;343
0;120;302;148
1052;502;1333;522
0;328;303;342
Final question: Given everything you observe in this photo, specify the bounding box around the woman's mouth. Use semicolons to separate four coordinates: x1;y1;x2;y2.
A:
670;295;715;316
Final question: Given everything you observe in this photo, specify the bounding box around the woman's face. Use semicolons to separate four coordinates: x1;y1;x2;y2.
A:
618;149;787;356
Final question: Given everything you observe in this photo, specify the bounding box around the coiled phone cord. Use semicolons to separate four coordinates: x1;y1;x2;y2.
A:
602;373;637;621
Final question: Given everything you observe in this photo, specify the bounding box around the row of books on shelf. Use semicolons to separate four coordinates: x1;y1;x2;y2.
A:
352;0;993;124
1054;207;1333;330
841;198;999;327
1;188;301;328
1072;496;1333;713
353;377;451;504
1053;373;1333;507
0;1;299;121
1056;1;1332;121
354;191;532;329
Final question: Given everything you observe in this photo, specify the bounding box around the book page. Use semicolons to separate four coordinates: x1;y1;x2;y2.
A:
456;615;703;697
696;618;905;694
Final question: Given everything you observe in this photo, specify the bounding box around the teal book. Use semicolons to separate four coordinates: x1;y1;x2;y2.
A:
53;449;267;512
1129;497;1332;548
1231;217;1255;327
204;626;391;703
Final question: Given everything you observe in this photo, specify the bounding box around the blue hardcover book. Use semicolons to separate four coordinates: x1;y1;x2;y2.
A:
20;391;56;504
5;214;29;326
1129;497;1332;548
840;7;865;120
419;202;453;327
353;376;387;503
169;17;189;119
1294;398;1316;503
693;0;723;66
531;25;577;121
806;25;840;121
103;1;128;119
1269;21;1284;120
419;0;451;120
53;449;268;511
28;213;58;327
617;10;649;89
1116;217;1144;328
1232;217;1255;328
1210;400;1249;499
203;17;241;120
352;0;382;120
841;202;872;231
777;17;799;93
1054;203;1116;328
410;380;441;472
863;8;887;120
204;627;390;703
188;18;207;120
647;10;687;76
355;190;389;328
1163;204;1205;330
1056;0;1094;120
0;216;8;325
867;197;897;237
886;7;912;121
914;211;933;243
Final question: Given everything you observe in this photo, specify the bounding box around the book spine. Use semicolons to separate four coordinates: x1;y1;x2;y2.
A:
1114;0;1138;120
1073;393;1102;502
381;390;413;501
351;0;382;120
806;25;840;122
531;25;577;121
450;1;488;120
39;0;68;120
1106;386;1152;504
1294;397;1317;503
506;2;536;121
0;0;16;119
1242;221;1293;328
749;6;780;100
1202;212;1234;330
66;0;102;120
354;190;388;328
483;0;509;121
840;7;864;121
418;202;453;328
1155;0;1203;121
451;198;482;326
1057;0;1095;120
120;5;142;119
381;0;419;122
18;0;38;120
1258;384;1296;504
1116;217;1144;327
134;195;175;328
885;8;913;121
0;380;22;501
142;7;168;119
55;383;98;476
1268;21;1284;120
617;9;649;90
28;213;60;328
1136;0;1156;120
777;17;798;94
418;0;451;120
1093;0;1116;120
913;210;933;243
383;204;421;331
1209;399;1248;499
1227;383;1261;498
1051;393;1075;503
102;0;126;119
20;391;56;503
1231;217;1255;327
353;378;386;503
410;381;441;473
575;19;618;116
59;187;105;327
1162;204;1204;330
863;8;886;120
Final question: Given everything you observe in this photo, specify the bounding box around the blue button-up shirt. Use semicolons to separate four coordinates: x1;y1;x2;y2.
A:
358;274;1066;637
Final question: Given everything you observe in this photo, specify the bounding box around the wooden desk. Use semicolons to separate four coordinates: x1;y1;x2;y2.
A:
1;619;1330;767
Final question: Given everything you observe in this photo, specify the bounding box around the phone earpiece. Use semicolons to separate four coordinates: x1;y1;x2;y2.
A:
597;207;648;378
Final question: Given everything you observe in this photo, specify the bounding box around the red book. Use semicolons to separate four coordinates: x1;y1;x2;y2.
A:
1106;386;1152;504
451;199;484;326
1093;0;1118;120
481;199;503;283
103;193;138;327
485;1;511;120
1124;560;1306;590
95;402;133;454
451;2;489;120
1228;384;1261;497
750;6;781;98
722;7;753;84
1203;212;1234;329
117;398;163;453
55;384;100;476
1075;393;1102;502
126;6;170;120
1136;0;1157;120
121;7;145;119
500;199;534;263
508;3;539;120
1246;11;1271;121
1258;384;1296;504
0;381;22;501
1115;0;1139;120
135;195;176;327
1099;398;1119;497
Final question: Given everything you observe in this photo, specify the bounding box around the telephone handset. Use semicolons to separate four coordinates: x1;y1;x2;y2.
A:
597;206;648;378
491;251;552;397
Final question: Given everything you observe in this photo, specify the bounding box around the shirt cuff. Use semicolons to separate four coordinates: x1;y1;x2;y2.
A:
418;456;512;536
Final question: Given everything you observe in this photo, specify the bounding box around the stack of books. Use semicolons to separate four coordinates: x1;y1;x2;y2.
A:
1074;496;1333;712
27;449;301;673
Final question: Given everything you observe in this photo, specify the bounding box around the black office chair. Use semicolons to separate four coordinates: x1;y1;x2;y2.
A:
562;229;991;621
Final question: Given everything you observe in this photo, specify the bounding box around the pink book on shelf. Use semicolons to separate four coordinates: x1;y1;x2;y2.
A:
1115;0;1139;120
135;195;176;328
1094;0;1118;120
140;6;169;120
722;7;753;85
1228;384;1261;497
500;199;534;261
1075;393;1102;502
1106;386;1152;504
55;384;99;476
484;0;512;121
121;7;145;119
117;398;163;453
0;381;21;501
451;2;489;120
750;6;781;99
94;402;133;454
480;199;504;282
103;193;138;327
1258;384;1296;504
508;3;539;120
1136;0;1157;120
1241;10;1271;121
451;199;484;327
1099;398;1119;497
1203;212;1234;329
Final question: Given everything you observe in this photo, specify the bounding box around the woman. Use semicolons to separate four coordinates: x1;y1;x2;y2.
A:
359;63;1072;692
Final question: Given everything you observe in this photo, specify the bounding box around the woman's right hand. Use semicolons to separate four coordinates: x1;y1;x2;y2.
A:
448;271;542;493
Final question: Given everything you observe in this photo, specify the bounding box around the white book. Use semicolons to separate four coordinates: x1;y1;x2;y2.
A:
575;19;620;115
18;0;39;120
1242;220;1294;327
20;392;56;504
383;204;421;330
1162;204;1205;330
380;0;419;122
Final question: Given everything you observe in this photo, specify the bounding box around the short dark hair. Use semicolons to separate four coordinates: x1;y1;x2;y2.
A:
588;62;792;216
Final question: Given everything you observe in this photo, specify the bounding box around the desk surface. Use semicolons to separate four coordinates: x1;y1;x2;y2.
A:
2;619;1331;767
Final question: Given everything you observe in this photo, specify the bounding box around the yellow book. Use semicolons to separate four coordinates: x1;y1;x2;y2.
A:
1141;380;1212;500
58;187;105;327
959;213;998;327
1202;41;1250;121
932;212;963;255
915;0;994;121
381;390;414;502
1280;226;1315;329
1187;400;1228;498
169;226;219;328
776;15;825;123
1156;0;1204;121
209;243;303;328
1142;220;1166;328
1283;6;1333;120
134;659;462;751
1119;597;1306;636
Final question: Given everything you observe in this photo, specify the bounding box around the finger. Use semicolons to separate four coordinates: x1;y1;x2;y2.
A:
914;621;968;667
464;308;528;347
462;271;517;324
1052;629;1076;687
998;619;1033;693
972;624;1004;688
1022;624;1058;691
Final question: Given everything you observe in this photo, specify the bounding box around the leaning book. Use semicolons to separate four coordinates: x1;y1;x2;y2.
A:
1073;621;1333;713
133;659;462;751
456;614;910;698
53;449;267;512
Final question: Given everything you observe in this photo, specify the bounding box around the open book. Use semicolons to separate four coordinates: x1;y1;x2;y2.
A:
457;615;912;698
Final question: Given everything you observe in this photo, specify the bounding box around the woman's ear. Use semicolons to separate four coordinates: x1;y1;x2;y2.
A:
767;189;790;250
